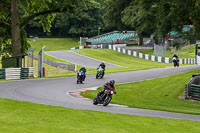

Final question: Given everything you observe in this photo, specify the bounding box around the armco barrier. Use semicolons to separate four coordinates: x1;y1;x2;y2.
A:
0;67;34;80
108;45;195;64
33;55;75;71
185;74;200;101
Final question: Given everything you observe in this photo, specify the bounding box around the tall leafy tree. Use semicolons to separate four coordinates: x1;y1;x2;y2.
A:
104;0;200;44
0;0;84;57
25;0;104;37
103;0;131;30
53;0;103;37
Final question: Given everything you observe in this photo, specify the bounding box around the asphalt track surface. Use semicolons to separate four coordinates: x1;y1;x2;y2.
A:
45;51;122;68
1;65;200;121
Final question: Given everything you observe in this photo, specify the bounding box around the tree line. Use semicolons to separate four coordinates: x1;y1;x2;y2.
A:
0;0;200;57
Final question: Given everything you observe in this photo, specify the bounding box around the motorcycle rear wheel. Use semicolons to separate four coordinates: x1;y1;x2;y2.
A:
93;98;98;105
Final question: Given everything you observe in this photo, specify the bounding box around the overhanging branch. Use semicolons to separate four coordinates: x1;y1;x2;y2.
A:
0;19;10;26
20;9;61;27
0;0;10;10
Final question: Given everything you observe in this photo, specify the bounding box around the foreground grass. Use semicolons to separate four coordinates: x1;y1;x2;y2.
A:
0;98;200;132
83;69;200;115
29;38;79;54
139;44;195;58
76;49;175;73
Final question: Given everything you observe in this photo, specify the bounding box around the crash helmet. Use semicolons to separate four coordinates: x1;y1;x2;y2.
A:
109;80;115;86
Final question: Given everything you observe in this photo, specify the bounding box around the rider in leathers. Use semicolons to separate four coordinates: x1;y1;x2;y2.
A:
98;63;106;76
78;67;86;81
97;80;116;97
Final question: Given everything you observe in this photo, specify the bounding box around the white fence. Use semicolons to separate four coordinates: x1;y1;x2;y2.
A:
0;67;34;80
108;45;195;64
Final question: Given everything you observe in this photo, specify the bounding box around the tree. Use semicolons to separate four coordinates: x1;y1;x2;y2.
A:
104;0;200;45
53;0;103;37
0;0;84;57
25;0;104;38
103;0;131;30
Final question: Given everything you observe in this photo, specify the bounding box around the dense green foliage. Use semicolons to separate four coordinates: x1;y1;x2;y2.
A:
25;0;104;37
0;0;85;56
1;0;200;56
83;69;200;115
104;0;200;40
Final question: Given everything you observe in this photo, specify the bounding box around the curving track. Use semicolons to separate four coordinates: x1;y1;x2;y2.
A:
1;65;200;121
45;51;122;68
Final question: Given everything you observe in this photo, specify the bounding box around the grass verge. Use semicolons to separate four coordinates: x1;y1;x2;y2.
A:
29;38;79;54
75;49;179;73
82;69;200;115
138;44;195;58
0;98;199;132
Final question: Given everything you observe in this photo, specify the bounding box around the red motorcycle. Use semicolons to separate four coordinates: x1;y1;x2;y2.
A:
93;88;116;106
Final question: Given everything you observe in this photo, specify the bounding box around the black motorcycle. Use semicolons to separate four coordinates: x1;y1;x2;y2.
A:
77;71;85;84
93;89;116;106
172;57;179;67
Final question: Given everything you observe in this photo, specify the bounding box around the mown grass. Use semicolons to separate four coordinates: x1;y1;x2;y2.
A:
82;69;200;115
0;98;200;133
75;49;176;73
29;38;79;54
138;44;195;58
32;59;76;78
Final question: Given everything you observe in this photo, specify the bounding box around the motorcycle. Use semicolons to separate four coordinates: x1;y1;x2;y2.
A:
172;57;179;67
93;89;116;106
77;71;85;84
96;67;104;79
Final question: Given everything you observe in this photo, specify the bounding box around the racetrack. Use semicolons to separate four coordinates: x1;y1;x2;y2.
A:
45;50;122;68
1;65;200;121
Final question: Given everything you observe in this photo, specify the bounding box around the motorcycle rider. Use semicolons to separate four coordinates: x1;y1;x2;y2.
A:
78;67;86;81
98;62;106;76
172;54;179;67
97;80;117;97
172;54;178;59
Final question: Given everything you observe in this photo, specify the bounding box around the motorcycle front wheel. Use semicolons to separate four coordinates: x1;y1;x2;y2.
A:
103;96;112;106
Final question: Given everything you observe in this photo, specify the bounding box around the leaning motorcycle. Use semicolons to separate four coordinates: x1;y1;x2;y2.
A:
172;57;179;67
96;67;104;79
77;71;85;84
93;89;116;106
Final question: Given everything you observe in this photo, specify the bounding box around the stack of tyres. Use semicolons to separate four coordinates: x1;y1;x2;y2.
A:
191;84;200;101
0;69;5;79
20;68;29;79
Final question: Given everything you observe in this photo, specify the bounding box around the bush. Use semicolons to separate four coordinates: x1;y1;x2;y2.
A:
173;40;181;50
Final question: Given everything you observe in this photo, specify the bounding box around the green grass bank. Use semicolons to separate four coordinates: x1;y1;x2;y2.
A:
138;44;195;58
75;49;176;73
0;98;199;132
83;69;200;115
29;38;79;54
